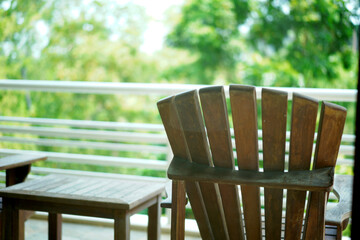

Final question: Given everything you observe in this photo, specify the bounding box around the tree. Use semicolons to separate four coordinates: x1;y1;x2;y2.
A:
166;0;359;87
0;0;161;122
166;0;249;84
249;0;358;87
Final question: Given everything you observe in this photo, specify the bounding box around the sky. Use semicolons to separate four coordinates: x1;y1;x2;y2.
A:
128;0;184;54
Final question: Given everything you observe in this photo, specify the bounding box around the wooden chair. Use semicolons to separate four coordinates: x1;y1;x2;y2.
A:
0;154;47;238
157;85;352;240
0;168;165;240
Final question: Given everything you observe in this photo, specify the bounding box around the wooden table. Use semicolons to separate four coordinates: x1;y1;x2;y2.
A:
0;174;165;240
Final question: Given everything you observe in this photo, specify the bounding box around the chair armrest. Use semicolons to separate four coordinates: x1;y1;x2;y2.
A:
168;157;334;191
325;174;353;229
0;154;47;170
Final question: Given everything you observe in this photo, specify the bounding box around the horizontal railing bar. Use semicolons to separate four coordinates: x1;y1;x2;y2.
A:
1;134;351;158
0;80;207;95
0;125;352;158
233;153;353;166
0;80;357;101
0;136;168;153
336;158;355;166
231;140;354;155
0;125;353;153
0;116;165;131
0;125;168;143
0;148;351;175
0;117;354;143
0;149;169;170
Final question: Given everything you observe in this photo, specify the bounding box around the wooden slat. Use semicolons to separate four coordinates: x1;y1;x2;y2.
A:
174;90;229;240
304;102;347;240
157;95;214;239
28;177;68;192
285;93;318;240
200;86;244;240
262;88;288;240
230;85;262;240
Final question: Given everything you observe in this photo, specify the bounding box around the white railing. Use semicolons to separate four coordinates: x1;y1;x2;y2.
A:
0;79;357;101
0;79;356;172
0;79;356;234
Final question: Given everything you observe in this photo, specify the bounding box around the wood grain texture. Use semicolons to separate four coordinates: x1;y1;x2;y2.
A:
0;175;164;210
147;195;161;240
1;175;164;240
2;198;22;240
6;165;31;187
157;95;213;239
157;96;190;160
313;102;347;169
325;175;353;227
159;85;349;240
174;90;228;240
262;88;288;240
0;154;46;170
48;213;62;240
230;84;262;240
170;181;186;240
1;154;45;239
199;86;244;240
285;93;318;240
304;101;347;240
114;210;130;240
168;156;334;191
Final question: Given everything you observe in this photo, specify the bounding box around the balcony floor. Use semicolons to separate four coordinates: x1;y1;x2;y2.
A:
25;218;201;240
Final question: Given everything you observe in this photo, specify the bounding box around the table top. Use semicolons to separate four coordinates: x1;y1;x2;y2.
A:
0;174;165;210
0;154;47;170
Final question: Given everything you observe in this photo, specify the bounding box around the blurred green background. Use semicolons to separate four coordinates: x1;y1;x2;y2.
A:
0;0;358;179
0;0;358;234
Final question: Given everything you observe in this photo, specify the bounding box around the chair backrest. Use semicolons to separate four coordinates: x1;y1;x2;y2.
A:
157;85;347;240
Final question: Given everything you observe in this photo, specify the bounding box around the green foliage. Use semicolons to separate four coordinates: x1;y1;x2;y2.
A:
0;0;358;182
249;0;356;86
166;0;249;83
166;0;359;87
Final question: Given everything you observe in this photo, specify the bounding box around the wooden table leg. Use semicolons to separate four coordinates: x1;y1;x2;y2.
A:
49;213;62;240
5;165;31;187
2;198;24;240
114;211;130;240
5;164;33;239
148;195;161;240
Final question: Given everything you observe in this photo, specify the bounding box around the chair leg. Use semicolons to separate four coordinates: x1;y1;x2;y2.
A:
2;198;24;240
171;180;186;240
148;195;161;240
49;213;62;240
114;211;130;240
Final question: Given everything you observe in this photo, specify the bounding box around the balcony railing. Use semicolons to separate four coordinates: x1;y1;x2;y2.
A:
0;79;356;234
